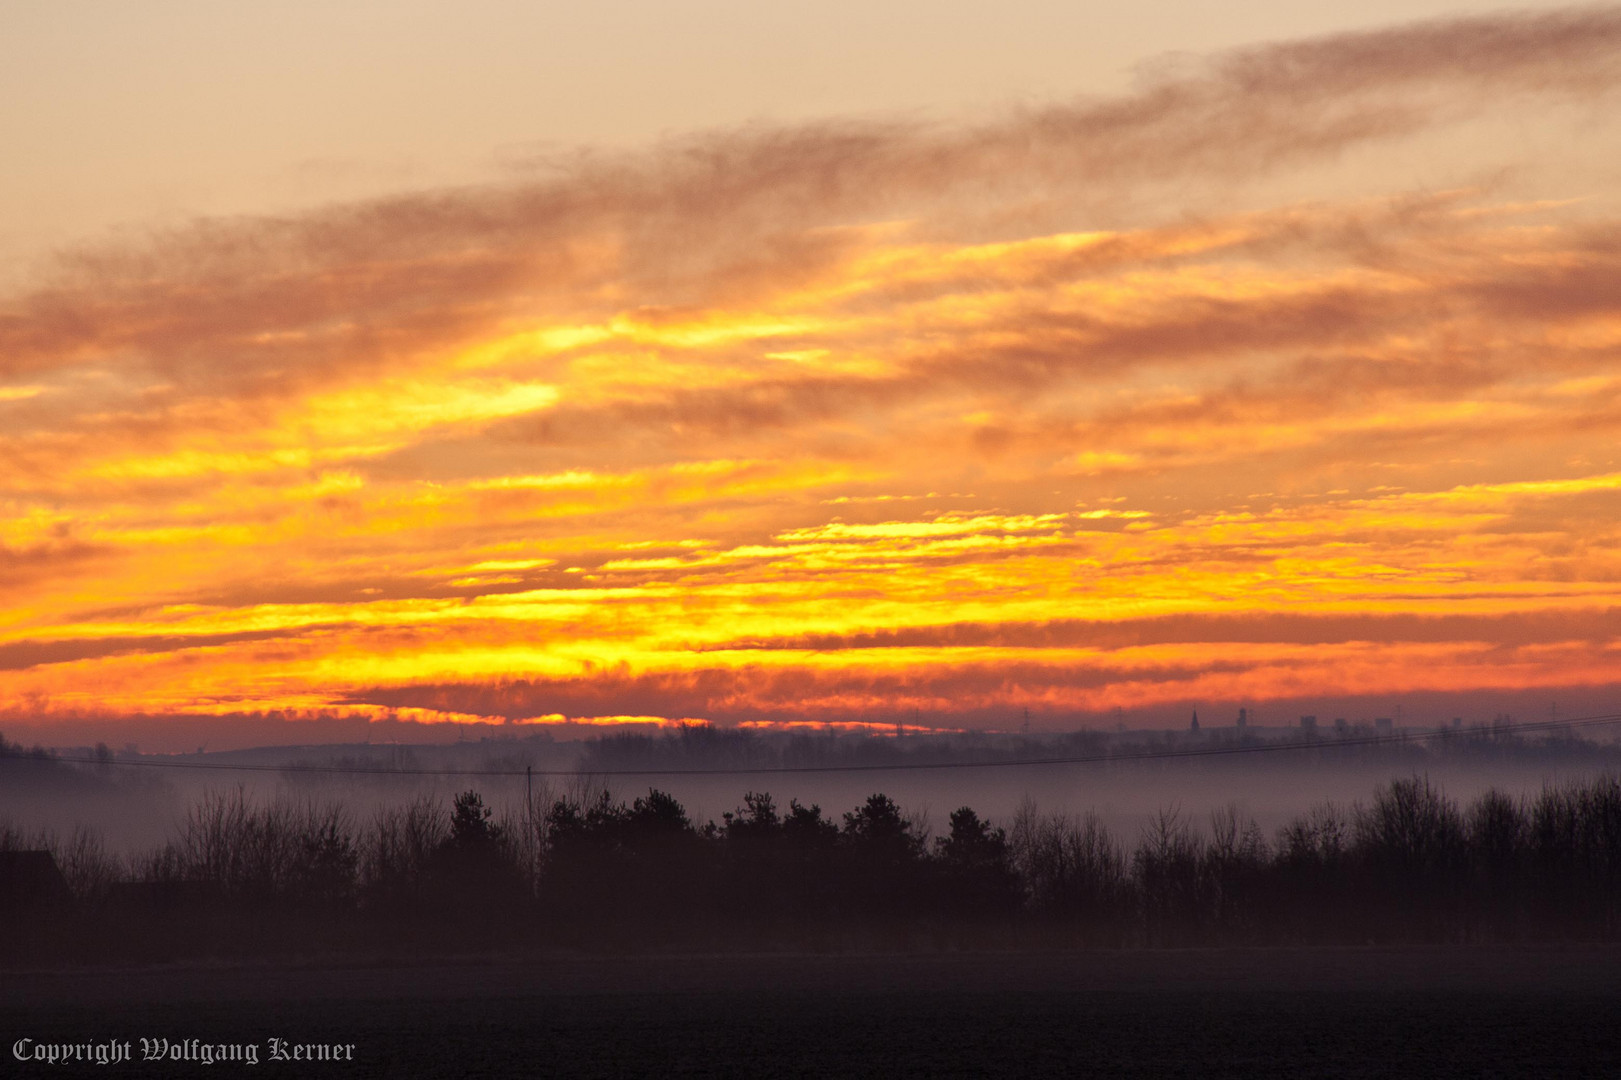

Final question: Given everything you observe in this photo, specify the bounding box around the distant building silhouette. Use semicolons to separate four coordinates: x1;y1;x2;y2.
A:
1299;715;1317;733
1236;708;1247;729
0;850;71;911
1190;710;1200;732
1333;717;1348;734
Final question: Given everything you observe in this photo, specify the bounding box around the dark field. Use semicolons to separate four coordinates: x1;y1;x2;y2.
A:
6;949;1621;1078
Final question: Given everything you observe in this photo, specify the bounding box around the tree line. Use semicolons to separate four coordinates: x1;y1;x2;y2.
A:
7;774;1621;958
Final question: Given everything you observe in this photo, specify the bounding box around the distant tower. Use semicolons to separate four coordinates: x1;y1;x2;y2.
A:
1237;708;1247;729
1190;710;1200;733
1023;707;1031;735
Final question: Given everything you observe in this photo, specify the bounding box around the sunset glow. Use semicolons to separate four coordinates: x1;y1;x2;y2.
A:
4;7;1620;747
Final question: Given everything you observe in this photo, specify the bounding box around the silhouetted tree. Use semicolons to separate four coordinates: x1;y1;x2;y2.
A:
428;790;524;919
288;809;358;911
1011;800;1127;938
539;788;711;940
783;798;839;848
1528;777;1621;934
1201;805;1268;941
936;807;1021;918
1466;788;1527;936
722;791;780;843
1134;807;1203;944
361;794;446;913
1272;802;1352;940
1353;775;1466;939
449;790;505;850
838;794;927;920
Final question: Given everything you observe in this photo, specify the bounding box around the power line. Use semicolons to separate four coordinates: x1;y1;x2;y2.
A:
23;710;1621;779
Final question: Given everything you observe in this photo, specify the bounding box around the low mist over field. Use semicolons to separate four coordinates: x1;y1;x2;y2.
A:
7;718;1619;860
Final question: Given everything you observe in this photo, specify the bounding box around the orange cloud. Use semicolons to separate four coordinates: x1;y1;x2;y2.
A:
3;10;1621;740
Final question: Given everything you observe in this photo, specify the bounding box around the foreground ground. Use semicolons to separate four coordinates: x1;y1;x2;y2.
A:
5;948;1620;1077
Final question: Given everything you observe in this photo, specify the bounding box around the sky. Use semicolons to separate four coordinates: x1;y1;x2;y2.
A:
2;3;1620;750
